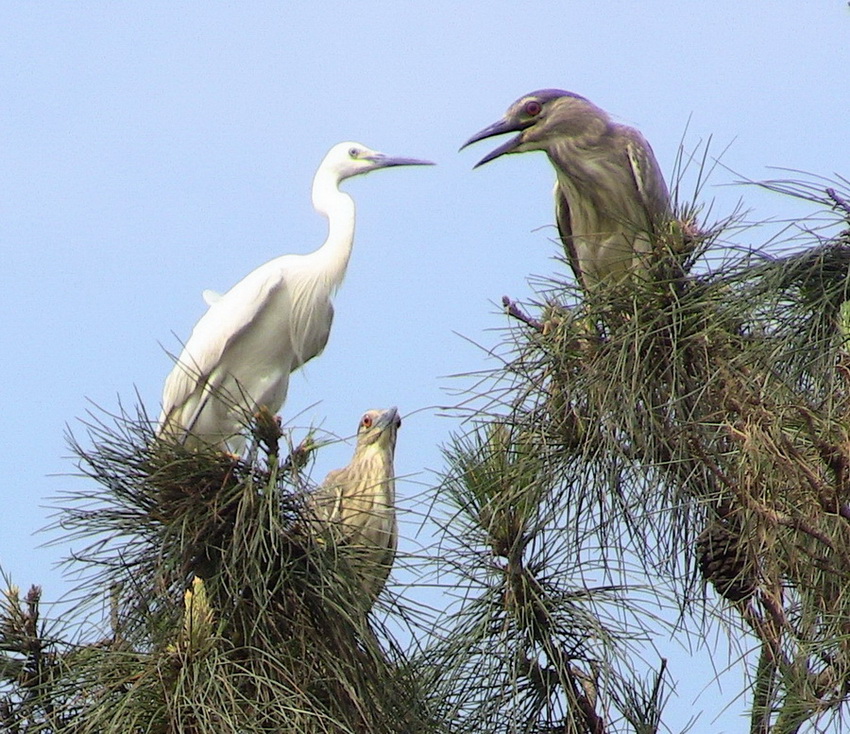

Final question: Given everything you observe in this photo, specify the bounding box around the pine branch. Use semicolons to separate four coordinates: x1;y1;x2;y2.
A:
827;187;850;218
44;405;439;734
443;171;850;732
502;295;543;331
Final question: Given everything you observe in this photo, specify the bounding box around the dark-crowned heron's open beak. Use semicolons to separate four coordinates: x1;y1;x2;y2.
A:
461;118;526;168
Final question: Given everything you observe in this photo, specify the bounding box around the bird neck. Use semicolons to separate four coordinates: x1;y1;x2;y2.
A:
311;168;356;291
353;444;396;502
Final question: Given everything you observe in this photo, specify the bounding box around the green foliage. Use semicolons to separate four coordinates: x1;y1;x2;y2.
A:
5;167;850;734
425;170;850;733
1;407;436;733
423;421;672;734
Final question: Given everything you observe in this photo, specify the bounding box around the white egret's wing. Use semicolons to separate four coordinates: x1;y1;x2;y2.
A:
284;269;334;369
159;258;292;432
202;289;222;306
159;253;335;437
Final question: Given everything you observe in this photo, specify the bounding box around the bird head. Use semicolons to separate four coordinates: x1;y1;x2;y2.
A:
324;142;433;182
461;89;604;167
355;407;401;451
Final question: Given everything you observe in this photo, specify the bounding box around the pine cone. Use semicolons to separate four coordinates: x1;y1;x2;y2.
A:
696;518;756;603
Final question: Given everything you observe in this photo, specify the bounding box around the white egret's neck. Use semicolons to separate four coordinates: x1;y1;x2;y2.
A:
311;166;356;291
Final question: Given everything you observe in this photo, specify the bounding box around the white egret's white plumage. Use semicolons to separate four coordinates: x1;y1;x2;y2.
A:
158;145;431;451
308;407;401;604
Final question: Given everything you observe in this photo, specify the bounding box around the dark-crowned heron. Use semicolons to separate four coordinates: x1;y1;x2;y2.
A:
157;145;432;452
308;407;401;605
462;89;670;290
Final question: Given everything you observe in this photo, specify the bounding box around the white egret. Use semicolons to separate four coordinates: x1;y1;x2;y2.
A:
158;145;432;451
462;89;670;290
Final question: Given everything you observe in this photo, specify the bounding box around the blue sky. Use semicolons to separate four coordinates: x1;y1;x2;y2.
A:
2;2;849;730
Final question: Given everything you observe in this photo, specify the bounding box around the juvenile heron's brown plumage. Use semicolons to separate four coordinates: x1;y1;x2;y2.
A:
308;407;400;604
462;89;671;290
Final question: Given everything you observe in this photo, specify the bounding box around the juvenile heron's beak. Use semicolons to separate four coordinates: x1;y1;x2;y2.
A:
461;118;527;168
376;406;401;431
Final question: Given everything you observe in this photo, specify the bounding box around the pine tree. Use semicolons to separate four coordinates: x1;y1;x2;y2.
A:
421;173;850;733
3;172;850;734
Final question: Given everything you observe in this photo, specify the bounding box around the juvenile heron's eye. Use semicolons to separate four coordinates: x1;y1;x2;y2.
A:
524;100;542;117
349;147;360;158
362;414;373;428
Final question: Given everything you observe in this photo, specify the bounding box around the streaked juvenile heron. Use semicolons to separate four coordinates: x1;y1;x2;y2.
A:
308;407;401;604
462;89;670;290
158;145;432;451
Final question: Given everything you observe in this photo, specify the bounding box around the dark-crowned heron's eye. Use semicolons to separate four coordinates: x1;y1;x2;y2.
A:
362;414;373;428
524;100;542;117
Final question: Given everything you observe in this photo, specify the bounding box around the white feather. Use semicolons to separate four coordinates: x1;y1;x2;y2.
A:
157;143;431;450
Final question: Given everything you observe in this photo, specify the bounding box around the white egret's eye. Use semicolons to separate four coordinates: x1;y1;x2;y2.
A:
524;100;542;117
349;147;360;158
362;414;373;428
